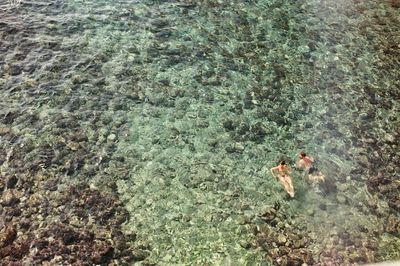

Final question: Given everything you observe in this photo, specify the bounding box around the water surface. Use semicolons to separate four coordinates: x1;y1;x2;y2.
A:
0;0;399;265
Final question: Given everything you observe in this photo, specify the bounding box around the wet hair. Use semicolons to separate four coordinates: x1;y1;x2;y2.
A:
300;152;306;158
280;160;286;165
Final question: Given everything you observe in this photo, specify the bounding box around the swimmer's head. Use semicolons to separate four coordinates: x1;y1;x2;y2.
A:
280;160;286;165
300;152;306;158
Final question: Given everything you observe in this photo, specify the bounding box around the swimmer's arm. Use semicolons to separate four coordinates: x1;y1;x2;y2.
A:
270;167;278;180
269;167;275;177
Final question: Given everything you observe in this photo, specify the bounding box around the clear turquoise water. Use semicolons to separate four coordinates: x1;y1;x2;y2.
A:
1;0;399;264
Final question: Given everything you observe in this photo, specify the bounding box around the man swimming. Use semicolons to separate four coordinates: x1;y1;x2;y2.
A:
270;160;295;198
297;152;325;183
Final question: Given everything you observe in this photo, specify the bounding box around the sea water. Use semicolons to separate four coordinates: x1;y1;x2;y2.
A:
0;0;399;265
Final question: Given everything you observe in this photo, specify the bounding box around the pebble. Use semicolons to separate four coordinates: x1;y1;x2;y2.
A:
0;224;17;248
336;194;347;204
337;183;350;192
277;234;287;245
239;239;251;249
2;189;19;206
233;142;245;152
8;64;22;75
132;249;149;261
383;133;395;143
107;133;117;141
6;175;18;189
236;216;246;225
307;209;315;216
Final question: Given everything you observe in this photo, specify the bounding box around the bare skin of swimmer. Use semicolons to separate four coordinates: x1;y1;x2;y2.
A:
270;161;295;198
297;152;325;183
297;152;314;170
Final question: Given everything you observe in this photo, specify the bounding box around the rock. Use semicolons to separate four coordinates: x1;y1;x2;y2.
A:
288;248;313;265
27;193;44;207
307;209;315;216
277;234;287;245
385;215;400;235
0;179;4;193
2;189;19;206
293;239;306;248
107;134;117;142
383;133;395;143
8;64;22;75
5;208;21;217
260;206;277;221
92;244;114;264
336;193;347;204
248;122;267;143
0;224;17;248
132;249;149;261
257;224;270;236
6;175;18;189
390;0;400;8
20;218;31;230
223;119;236;131
239;239;251;249
236;216;247;225
233;142;245;152
337;183;350;192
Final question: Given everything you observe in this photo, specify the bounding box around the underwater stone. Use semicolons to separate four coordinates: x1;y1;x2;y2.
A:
151;19;169;29
390;0;400;8
19;218;31;230
239;240;251;249
304;121;313;129
385;215;400;235
0;224;17;248
23;63;37;74
6;175;18;189
336;193;347;204
0;179;4;193
92;244;114;264
2;190;19;206
107;134;117;142
8;64;22;76
27;193;45;207
277;234;287;245
5;207;22;217
223;119;236;131
383;133;395;143
336;183;350;192
132;249;149;261
233;142;245;152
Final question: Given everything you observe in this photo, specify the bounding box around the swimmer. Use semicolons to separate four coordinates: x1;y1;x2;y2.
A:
270;160;295;198
297;152;325;184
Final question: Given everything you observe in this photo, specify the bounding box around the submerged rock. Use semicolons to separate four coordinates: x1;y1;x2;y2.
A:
5;175;18;189
277;234;287;245
336;193;347;204
2;190;19;206
239;239;251;249
390;0;400;8
0;224;17;248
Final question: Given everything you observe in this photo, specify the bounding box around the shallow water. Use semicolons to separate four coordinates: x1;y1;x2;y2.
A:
0;0;399;265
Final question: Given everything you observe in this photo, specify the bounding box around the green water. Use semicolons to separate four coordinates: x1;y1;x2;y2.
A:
0;0;399;265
